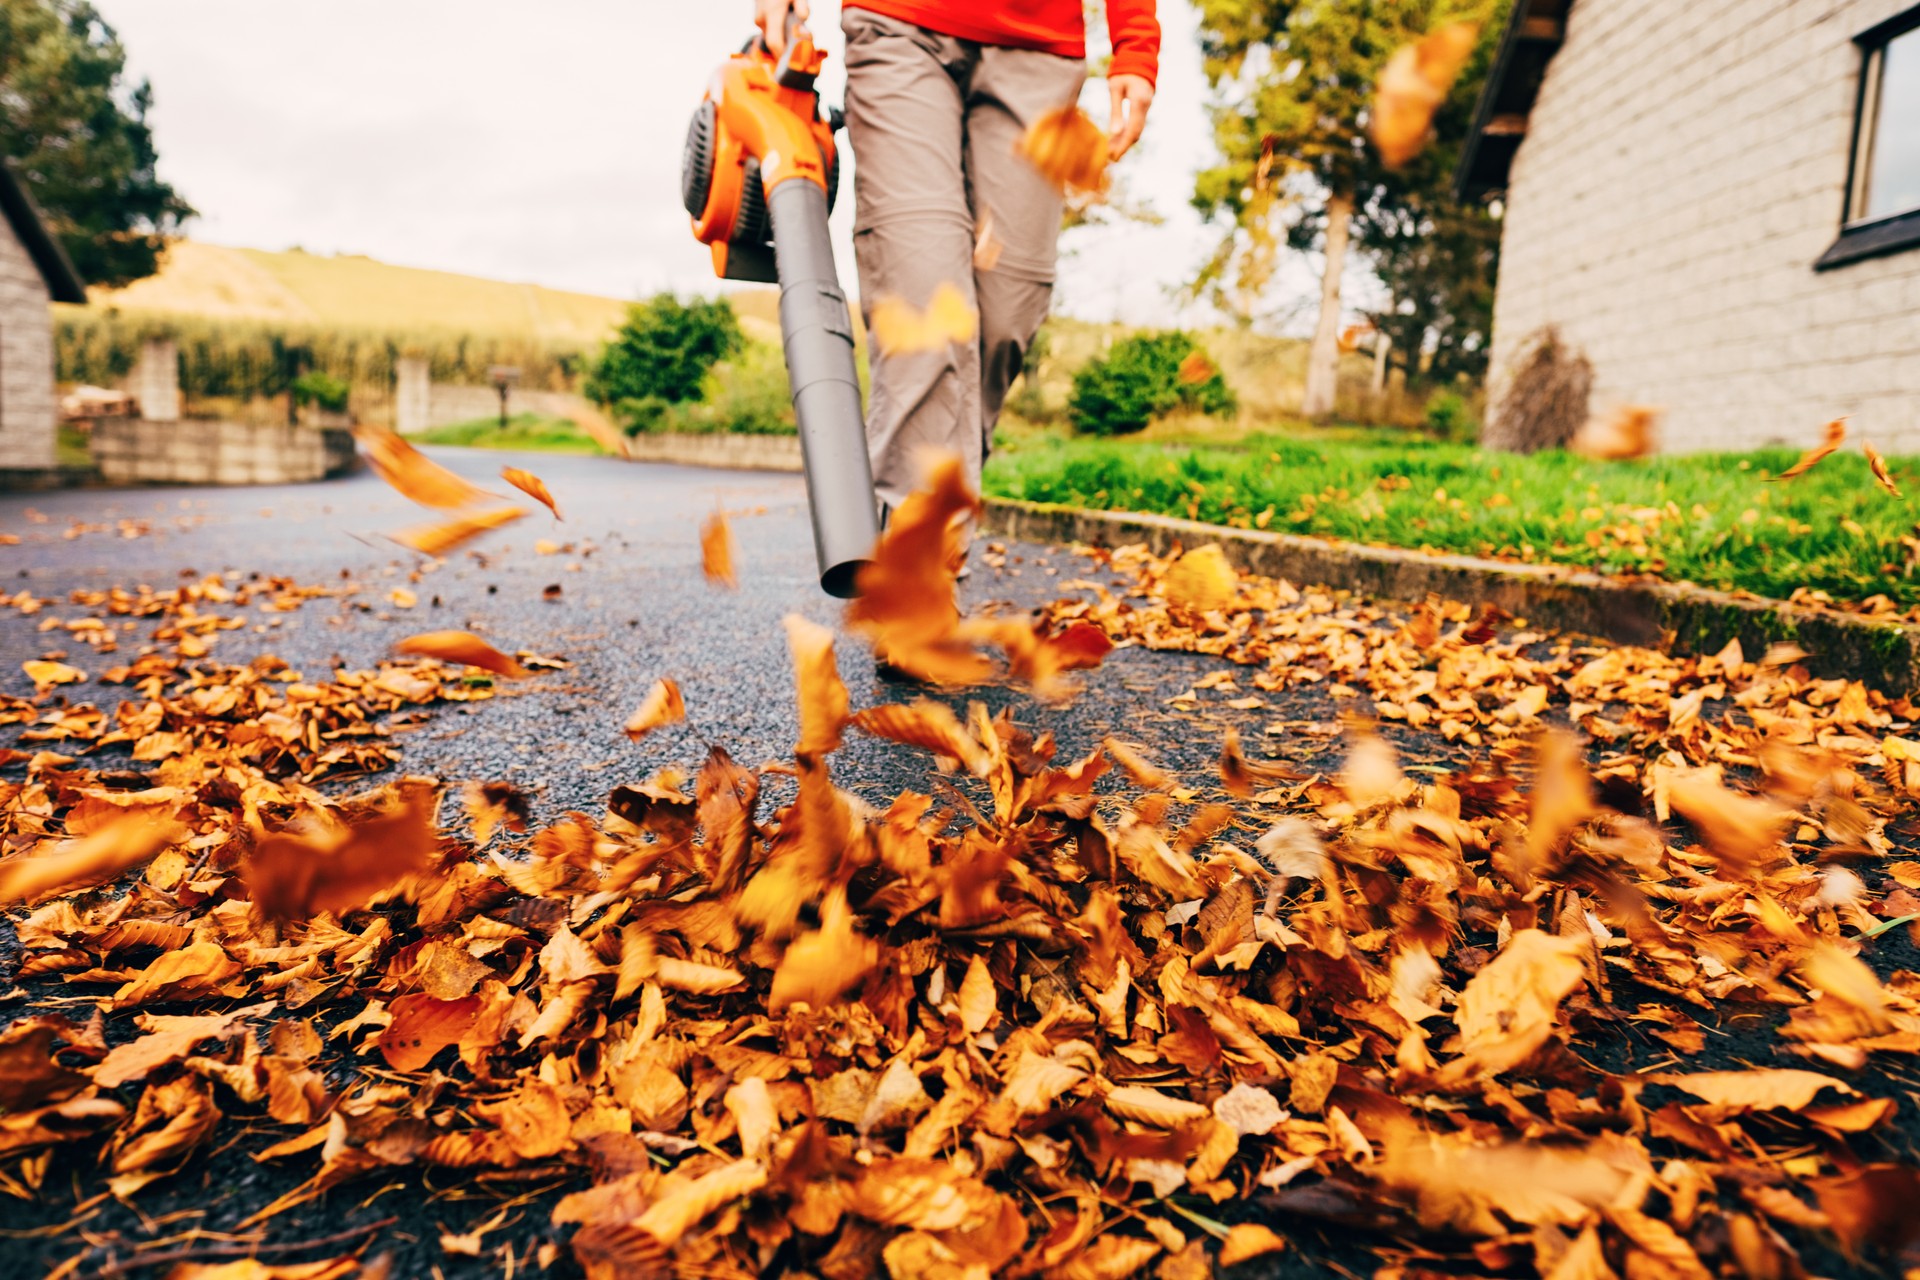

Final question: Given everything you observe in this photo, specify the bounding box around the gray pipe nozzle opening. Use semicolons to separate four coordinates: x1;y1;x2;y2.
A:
767;180;879;598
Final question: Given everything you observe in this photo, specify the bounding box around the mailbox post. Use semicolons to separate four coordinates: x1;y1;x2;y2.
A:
488;365;522;431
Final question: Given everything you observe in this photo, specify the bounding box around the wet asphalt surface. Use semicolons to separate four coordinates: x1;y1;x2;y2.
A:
0;450;1915;1278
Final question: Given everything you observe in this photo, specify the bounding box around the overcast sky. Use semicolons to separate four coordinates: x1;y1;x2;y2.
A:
101;1;1333;328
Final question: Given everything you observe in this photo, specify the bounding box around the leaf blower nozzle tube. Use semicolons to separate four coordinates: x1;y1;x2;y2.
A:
767;180;878;599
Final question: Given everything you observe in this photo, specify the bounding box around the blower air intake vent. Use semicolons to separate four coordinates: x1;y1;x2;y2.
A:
681;102;716;220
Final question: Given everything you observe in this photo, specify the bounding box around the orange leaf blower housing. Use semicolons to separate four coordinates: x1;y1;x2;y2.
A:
680;22;878;599
682;26;841;283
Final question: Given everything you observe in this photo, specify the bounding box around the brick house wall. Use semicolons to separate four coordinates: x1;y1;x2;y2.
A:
0;206;56;469
1488;0;1920;453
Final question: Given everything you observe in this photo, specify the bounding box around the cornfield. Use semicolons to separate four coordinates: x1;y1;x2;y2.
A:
54;308;590;402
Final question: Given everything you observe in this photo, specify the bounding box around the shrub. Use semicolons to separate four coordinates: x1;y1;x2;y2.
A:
1068;331;1236;436
587;294;743;432
55;310;586;402
290;370;350;413
1422;390;1478;443
1484;326;1591;454
676;341;795;435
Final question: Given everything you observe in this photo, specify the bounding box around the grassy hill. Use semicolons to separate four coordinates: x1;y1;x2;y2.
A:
89;242;642;347
73;239;1360;435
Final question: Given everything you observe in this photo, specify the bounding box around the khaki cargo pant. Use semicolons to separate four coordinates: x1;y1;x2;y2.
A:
840;8;1085;510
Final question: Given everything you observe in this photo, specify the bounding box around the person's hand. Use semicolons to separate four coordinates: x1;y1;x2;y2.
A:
1108;74;1155;160
756;0;810;59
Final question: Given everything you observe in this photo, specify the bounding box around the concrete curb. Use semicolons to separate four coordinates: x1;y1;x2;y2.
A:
980;497;1920;697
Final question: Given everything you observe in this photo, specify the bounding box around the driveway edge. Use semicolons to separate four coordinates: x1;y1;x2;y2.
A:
980;496;1920;697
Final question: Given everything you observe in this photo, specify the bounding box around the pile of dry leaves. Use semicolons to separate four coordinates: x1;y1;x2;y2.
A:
5;453;1920;1280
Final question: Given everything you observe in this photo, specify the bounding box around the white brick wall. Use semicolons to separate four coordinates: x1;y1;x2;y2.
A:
0;213;57;469
1489;0;1920;453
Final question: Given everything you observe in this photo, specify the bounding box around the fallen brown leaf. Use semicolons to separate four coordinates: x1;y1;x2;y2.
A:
246;782;439;921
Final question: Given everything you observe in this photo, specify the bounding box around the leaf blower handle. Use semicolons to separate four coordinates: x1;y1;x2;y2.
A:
767;179;878;599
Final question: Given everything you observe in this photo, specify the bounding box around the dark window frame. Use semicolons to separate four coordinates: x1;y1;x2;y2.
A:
1817;3;1920;270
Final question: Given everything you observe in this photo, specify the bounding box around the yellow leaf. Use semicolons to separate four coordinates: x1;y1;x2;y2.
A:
1371;22;1480;168
634;1157;768;1247
852;700;989;774
623;678;687;742
870;282;979;356
957;954;997;1035
724;1076;778;1160
247;785;439;922
396;630;530;678
769;889;877;1011
393;504;526;557
1163;545;1236;613
1218;1223;1288;1267
1864;442;1902;498
1438;929;1586;1084
1104;1085;1210;1128
359;426;494;508
1016;105;1110;198
0;810;184;907
785;615;846;756
1774;417;1847;481
501;465;562;519
22;659;85;690
1649;1069;1858;1112
701;511;738;588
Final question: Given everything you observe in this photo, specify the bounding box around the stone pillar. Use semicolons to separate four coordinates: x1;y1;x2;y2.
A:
395;357;431;435
132;339;181;421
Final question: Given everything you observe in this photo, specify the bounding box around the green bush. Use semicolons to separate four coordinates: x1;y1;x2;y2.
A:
1422;390;1478;443
290;370;350;413
587;294;744;434
664;341;796;435
1067;331;1236;436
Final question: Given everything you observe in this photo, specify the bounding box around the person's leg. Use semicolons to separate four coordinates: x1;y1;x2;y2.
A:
840;10;980;511
964;45;1086;459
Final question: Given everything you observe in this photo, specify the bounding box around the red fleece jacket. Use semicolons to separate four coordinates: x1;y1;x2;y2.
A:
844;0;1161;85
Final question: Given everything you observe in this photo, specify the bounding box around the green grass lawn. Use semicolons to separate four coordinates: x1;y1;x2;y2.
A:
411;414;607;455
982;430;1920;608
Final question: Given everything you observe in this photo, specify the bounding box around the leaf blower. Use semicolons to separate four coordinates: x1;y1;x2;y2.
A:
681;17;877;598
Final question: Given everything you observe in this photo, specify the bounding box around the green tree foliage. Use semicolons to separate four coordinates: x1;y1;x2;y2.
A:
586;295;744;434
0;0;195;287
1190;1;1500;413
1068;331;1236;436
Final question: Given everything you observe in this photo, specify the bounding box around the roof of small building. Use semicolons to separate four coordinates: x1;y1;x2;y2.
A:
0;161;87;304
1454;0;1573;202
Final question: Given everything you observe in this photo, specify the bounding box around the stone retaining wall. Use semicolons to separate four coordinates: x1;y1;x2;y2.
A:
92;417;357;486
618;432;803;472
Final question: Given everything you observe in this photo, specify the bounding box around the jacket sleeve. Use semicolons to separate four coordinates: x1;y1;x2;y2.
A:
1106;0;1161;85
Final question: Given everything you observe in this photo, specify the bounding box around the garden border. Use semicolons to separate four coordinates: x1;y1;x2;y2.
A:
604;435;1920;696
980;497;1920;697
